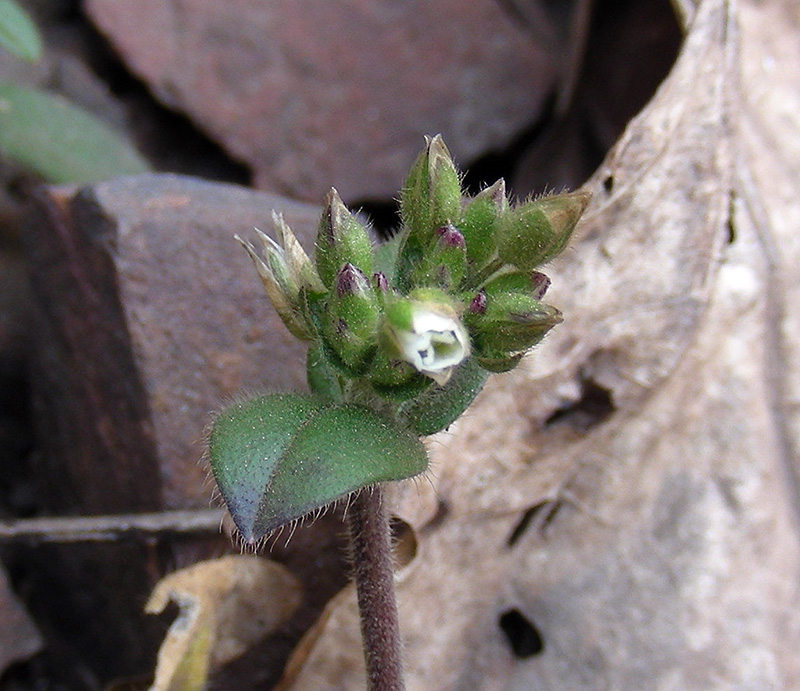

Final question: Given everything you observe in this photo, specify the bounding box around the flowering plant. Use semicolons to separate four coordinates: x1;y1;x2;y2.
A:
208;135;588;689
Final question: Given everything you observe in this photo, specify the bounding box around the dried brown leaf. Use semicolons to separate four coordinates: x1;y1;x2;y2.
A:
145;555;301;691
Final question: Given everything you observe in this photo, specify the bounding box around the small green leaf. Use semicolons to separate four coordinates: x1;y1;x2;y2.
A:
397;358;488;435
0;84;150;183
0;0;42;61
253;405;427;537
209;394;327;543
209;395;428;542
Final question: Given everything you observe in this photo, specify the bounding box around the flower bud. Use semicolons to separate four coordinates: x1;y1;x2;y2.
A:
478;269;551;300
496;190;590;270
460;178;507;270
315;188;373;288
469;290;562;359
400;134;462;244
412;223;467;291
237;227;315;340
381;289;470;385
322;263;380;370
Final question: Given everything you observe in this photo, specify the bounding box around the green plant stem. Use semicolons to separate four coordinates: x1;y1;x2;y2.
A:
347;485;405;691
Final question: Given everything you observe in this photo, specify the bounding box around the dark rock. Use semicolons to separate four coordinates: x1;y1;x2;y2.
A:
85;0;558;202
26;174;320;512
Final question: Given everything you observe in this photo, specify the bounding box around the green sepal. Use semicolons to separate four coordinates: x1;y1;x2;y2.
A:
411;224;467;292
497;191;590;270
397;358;488;435
315;188;374;288
475;352;525;373
460;179;506;272
321;264;381;369
394;231;424;294
470;292;562;354
306;343;344;403
369;366;431;401
400;134;462;245
209;394;428;542
373;231;403;285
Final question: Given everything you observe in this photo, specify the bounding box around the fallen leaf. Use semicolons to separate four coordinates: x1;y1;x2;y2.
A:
145;555;302;691
278;0;800;688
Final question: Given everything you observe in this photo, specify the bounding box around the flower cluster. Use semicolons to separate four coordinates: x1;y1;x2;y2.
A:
238;136;589;426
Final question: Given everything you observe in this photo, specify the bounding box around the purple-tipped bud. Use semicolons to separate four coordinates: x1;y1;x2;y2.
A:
335;262;370;297
469;290;487;315
373;271;389;292
435;223;466;249
530;271;551;300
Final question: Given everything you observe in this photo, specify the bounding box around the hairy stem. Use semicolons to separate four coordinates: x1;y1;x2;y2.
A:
347;486;405;691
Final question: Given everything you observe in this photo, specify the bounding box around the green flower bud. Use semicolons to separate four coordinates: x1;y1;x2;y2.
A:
322;263;380;370
237;222;318;340
315;187;373;288
479;269;551;300
412;223;467;291
497;190;591;270
469;289;562;359
381;289;470;386
400;134;462;244
460;178;507;270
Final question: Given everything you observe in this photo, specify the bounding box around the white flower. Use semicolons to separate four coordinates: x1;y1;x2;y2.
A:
384;299;470;385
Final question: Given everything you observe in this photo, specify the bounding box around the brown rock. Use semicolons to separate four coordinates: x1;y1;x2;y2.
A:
84;0;557;201
26;174;320;512
22;175;350;684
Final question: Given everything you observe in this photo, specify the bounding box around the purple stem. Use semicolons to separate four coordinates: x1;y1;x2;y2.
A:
347;486;406;691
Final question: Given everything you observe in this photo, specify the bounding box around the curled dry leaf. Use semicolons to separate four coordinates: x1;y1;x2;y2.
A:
145;555;301;691
279;0;800;689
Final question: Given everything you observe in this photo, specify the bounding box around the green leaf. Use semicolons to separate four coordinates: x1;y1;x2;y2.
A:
0;0;42;61
209;394;327;543
209;395;428;542
397;358;488;435
0;84;150;183
254;405;427;536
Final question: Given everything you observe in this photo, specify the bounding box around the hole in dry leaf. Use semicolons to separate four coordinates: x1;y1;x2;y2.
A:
506;500;563;547
726;191;737;244
499;609;544;658
603;174;614;193
544;373;614;432
389;516;417;567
